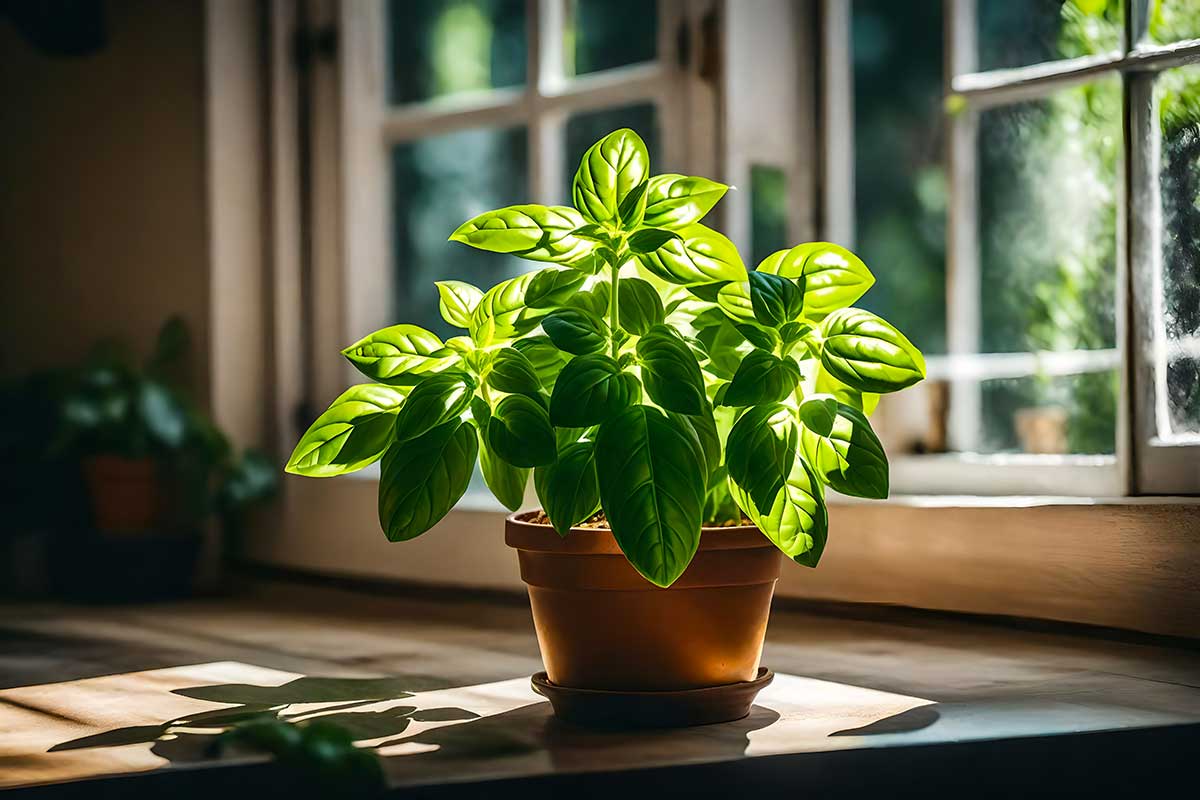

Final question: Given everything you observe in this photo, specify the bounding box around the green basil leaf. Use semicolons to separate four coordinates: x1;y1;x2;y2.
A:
513;335;572;390
470;272;547;343
392;373;475;442
636;324;707;415
820;307;926;393
734;322;779;351
525;268;588;309
595;405;705;587
548;354;640;427
435;280;484;329
720;350;801;407
757;242;875;320
478;428;528;512
814;363;881;416
542;307;609;355
695;321;752;379
378;419;478;541
487;394;557;468
486;347;543;399
729;455;828;565
674;406;720;480
685;282;729;303
617;277;665;335
572;128;651;227
748;271;805;328
342;325;456;384
716;280;755;323
566;281;610;318
534;441;600;536
779;321;813;347
449;204;599;267
615;181;649;229
725;403;798;512
627;228;680;255
800;402;888;499
286;384;408;477
798;394;839;437
642;174;729;229
636;223;746;286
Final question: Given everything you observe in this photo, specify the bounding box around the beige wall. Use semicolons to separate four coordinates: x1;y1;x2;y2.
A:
0;0;210;397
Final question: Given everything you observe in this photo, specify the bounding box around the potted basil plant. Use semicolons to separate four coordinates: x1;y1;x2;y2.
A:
287;129;925;726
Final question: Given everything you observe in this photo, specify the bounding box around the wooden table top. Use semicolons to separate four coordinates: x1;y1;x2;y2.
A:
2;579;1199;797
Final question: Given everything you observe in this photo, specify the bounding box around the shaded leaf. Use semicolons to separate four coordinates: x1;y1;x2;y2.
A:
534;441;600;535
800;402;888;499
378;420;478;541
636;324;706;415
487;394;557;468
719;350;800;407
542;308;609;355
617;277;665;335
725;403;798;512
548;354;640;427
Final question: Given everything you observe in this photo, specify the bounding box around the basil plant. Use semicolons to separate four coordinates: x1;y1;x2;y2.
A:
287;129;925;588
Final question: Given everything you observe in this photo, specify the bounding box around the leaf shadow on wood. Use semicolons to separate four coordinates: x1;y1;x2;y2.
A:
828;704;940;737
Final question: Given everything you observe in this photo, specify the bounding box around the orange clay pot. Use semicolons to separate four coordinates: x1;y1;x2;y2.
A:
82;455;165;534
505;511;782;692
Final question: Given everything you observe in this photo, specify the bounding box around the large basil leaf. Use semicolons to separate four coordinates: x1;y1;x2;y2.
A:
486;347;542;400
595;406;705;587
814;363;881;416
525;268;588;308
617;277;665;335
286;384;407;477
748;271;804;328
643;174;729;229
673;406;720;479
342;325;456;383
548;354;639;427
435;281;483;329
487;394;556;468
800;402;888;499
715;280;755;323
757;242;875;320
572;128;650;228
636;224;746;286
378;419;478;541
720;350;800;407
478;428;528;512
636;324;706;415
567;281;610;318
470;272;547;343
820;308;926;393
798;394;839;437
729;455;828;565
725;403;798;512
534;441;600;536
392;373;474;442
542;308;609;355
695;320;752;379
513;335;572;389
449;204;598;267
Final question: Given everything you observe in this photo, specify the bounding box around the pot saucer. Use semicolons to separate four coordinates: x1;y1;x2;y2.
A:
531;668;774;728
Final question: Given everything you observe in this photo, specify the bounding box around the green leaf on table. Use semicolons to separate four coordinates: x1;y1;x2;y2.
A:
378;419;478;541
525;268;588;309
392;373;474;442
798;394;839;437
719;350;800;407
435;280;484;329
513;335;572;390
636;324;706;415
819;308;926;393
572;128;651;228
725;403;798;512
729;455;828;564
642;174;728;230
449;205;599;268
542;308;609;355
478;427;528;512
534;441;600;536
342;325;456;384
800;402;888;499
486;394;557;468
636;224;746;286
485;347;542;400
286;384;408;477
548;354;639;427
595;405;706;587
757;242;875;320
617;277;666;335
748;271;805;328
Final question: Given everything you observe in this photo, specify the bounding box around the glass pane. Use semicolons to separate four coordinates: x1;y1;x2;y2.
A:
387;0;526;105
563;104;660;195
975;0;1123;73
750;165;788;267
1157;64;1200;435
978;78;1120;354
980;370;1118;454
852;0;947;354
391;127;529;339
566;0;657;77
1149;0;1200;44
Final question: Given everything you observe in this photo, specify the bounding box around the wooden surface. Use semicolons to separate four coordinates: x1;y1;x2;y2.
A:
2;580;1200;796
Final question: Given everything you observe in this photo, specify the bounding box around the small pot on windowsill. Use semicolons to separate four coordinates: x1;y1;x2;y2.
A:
505;511;780;727
82;454;167;535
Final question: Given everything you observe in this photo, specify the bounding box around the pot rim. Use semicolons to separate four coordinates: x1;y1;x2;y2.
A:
505;510;770;554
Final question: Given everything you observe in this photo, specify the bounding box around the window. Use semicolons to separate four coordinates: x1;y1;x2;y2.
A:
838;0;1200;495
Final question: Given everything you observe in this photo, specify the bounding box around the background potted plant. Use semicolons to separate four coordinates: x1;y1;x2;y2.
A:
287;129;925;726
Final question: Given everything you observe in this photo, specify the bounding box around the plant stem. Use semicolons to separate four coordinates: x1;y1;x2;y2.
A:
608;250;622;359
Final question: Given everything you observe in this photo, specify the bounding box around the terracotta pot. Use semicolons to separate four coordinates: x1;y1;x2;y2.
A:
505;512;782;692
82;455;165;534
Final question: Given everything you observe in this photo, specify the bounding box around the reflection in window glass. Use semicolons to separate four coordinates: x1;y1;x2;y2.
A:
566;0;657;77
980;370;1118;454
852;0;946;354
391;127;529;339
387;0;526;105
750;165;788;268
564;104;660;197
1157;64;1200;435
976;0;1122;73
1149;0;1200;44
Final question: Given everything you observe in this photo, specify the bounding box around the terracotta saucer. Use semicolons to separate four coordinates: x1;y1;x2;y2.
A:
531;668;774;729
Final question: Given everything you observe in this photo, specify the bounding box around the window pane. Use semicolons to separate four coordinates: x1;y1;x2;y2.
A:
978;78;1120;354
980;370;1119;454
852;0;947;354
387;0;526;105
1149;0;1200;44
1157;64;1200;435
750;165;788;267
391;127;529;339
975;0;1122;73
563;104;660;195
566;0;657;77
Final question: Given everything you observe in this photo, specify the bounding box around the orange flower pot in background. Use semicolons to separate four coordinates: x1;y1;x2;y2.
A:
82;455;165;535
